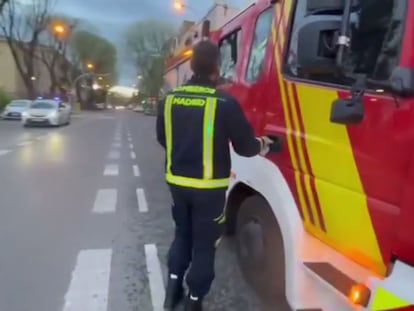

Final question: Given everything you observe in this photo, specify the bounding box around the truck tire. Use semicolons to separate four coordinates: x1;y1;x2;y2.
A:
236;195;287;307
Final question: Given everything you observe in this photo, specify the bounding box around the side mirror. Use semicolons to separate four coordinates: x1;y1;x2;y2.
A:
330;97;364;124
388;67;414;98
296;19;342;76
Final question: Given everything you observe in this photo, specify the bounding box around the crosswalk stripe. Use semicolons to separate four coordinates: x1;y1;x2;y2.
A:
103;164;119;176
145;244;165;311
93;189;117;213
18;141;32;147
0;149;11;156
108;150;120;160
63;249;112;311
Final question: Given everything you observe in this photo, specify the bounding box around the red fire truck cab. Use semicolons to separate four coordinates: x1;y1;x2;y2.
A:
213;0;414;310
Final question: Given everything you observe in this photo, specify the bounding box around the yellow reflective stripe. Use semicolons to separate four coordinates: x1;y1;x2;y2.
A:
166;174;229;189
371;287;411;311
203;97;217;179
164;95;174;175
215;237;222;248
173;85;216;94
214;213;226;224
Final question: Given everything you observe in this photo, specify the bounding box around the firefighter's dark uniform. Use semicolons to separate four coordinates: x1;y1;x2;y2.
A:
156;76;261;301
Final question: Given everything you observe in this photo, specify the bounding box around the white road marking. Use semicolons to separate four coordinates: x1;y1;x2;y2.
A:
129;143;134;149
93;189;117;213
63;249;112;311
0;149;11;156
127;137;132;142
145;244;165;311
114;136;121;141
103;164;119;176
130;151;136;159
17;141;32;147
133;165;140;177
108;150;120;160
112;142;121;148
137;188;148;212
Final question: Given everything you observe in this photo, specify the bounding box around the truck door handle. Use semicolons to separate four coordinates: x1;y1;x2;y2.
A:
266;134;283;153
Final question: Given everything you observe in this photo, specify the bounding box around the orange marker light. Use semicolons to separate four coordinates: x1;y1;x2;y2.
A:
349;284;370;306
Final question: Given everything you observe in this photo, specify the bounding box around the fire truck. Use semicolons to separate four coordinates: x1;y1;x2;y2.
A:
205;0;414;310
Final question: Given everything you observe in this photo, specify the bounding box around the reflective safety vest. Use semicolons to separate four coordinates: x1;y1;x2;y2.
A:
163;85;230;189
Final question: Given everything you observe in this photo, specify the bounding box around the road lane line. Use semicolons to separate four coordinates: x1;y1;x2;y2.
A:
112;142;121;148
108;150;120;160
0;149;11;156
93;189;117;213
63;249;112;311
17;141;32;147
145;244;165;311
103;164;119;176
129;143;134;149
130;151;136;159
133;165;140;177
127;137;132;142
137;188;148;212
114;136;121;141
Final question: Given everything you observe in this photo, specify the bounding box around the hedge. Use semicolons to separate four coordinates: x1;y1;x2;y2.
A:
0;88;12;111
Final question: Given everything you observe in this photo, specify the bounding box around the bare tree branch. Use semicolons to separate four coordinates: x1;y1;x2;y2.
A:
0;0;56;98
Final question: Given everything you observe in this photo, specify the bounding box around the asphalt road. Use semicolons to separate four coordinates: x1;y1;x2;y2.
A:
0;111;268;311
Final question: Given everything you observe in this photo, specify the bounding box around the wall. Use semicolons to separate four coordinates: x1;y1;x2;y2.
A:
0;39;18;96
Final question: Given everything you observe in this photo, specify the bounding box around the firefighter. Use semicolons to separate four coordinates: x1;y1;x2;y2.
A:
156;39;273;311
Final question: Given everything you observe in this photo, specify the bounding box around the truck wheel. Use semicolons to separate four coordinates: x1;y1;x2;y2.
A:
236;195;287;306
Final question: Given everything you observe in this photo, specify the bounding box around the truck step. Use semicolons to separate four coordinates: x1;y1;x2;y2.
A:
303;262;371;306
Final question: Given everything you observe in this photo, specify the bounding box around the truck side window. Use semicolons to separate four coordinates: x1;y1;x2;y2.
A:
219;29;242;80
246;8;274;82
284;0;407;85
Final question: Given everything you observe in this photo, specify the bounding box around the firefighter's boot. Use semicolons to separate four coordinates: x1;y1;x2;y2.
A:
184;294;203;311
163;274;183;310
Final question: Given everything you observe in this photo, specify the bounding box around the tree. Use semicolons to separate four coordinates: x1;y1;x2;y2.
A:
125;19;175;97
38;15;79;94
69;30;117;109
0;0;56;98
70;30;117;82
0;0;9;14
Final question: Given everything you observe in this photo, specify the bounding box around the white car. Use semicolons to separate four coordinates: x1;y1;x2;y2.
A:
1;99;32;120
22;100;71;127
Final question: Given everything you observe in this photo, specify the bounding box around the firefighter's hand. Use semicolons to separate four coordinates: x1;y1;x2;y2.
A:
258;136;273;156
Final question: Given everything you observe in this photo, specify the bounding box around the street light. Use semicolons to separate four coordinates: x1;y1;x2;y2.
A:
173;0;185;11
86;62;94;70
53;24;66;36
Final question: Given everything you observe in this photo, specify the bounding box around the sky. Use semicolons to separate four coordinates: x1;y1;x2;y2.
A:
53;0;250;85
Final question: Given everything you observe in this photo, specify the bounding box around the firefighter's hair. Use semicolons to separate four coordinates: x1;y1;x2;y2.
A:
190;40;219;76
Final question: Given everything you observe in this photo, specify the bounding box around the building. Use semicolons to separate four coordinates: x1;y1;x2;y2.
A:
0;37;51;98
164;1;241;91
0;36;77;99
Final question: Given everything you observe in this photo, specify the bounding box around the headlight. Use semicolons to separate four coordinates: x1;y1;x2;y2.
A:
48;110;58;118
21;111;28;117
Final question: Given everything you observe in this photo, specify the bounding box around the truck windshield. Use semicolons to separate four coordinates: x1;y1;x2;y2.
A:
287;0;408;83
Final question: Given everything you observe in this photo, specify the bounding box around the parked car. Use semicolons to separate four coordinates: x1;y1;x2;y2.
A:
95;103;105;110
22;100;71;127
133;105;144;113
1;99;32;120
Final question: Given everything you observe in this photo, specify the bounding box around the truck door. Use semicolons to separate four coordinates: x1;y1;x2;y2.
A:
264;0;411;275
241;6;275;131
